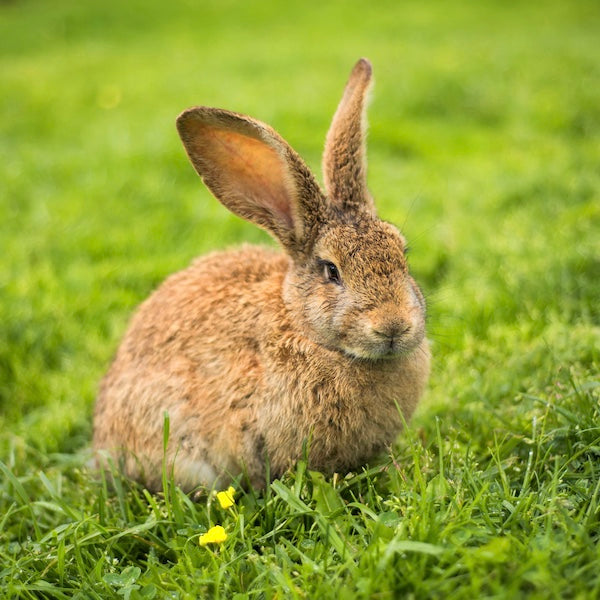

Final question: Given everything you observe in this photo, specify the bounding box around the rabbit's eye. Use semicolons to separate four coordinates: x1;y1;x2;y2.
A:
322;261;341;285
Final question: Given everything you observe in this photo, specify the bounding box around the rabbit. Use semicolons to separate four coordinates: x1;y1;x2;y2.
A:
93;58;431;491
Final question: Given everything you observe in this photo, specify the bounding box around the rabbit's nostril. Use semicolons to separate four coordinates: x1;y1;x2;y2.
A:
373;323;410;341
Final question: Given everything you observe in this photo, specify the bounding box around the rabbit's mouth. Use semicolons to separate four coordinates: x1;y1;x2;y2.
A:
341;326;426;361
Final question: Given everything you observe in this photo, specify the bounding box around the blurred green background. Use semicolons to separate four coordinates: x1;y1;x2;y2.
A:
1;0;599;597
1;0;598;460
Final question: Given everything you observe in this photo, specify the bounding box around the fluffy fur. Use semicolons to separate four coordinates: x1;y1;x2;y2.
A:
93;58;431;491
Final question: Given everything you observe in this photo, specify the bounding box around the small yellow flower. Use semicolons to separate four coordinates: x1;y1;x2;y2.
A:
199;525;227;546
216;486;236;509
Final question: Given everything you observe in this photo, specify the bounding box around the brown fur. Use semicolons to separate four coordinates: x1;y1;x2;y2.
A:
323;57;375;214
93;58;431;491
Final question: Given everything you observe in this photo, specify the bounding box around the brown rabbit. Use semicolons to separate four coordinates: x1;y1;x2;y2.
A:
93;58;431;491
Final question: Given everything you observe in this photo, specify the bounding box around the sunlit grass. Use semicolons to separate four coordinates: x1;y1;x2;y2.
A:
1;0;599;597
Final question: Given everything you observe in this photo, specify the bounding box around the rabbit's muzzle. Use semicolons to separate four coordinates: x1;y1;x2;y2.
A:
340;288;426;359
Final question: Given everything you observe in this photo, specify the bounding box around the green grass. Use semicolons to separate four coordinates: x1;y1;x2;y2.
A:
1;0;599;597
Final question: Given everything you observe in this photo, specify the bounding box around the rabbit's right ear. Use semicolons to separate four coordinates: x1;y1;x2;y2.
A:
323;58;375;216
177;108;326;254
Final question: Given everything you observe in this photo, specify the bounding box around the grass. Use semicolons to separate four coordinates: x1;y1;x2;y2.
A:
1;0;599;597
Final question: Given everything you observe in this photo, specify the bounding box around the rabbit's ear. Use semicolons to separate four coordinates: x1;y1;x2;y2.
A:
177;108;325;253
322;58;376;216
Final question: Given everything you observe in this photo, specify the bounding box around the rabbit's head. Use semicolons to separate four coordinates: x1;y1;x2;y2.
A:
177;59;426;360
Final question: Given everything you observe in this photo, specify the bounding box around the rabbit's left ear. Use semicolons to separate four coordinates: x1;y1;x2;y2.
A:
177;107;326;255
322;58;376;216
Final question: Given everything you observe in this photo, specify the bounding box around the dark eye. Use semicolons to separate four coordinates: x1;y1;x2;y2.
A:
322;260;341;285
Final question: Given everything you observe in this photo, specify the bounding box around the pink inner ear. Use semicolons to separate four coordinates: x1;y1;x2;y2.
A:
194;125;295;229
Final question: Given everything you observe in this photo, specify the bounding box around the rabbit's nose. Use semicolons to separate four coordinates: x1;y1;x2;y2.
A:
373;321;411;342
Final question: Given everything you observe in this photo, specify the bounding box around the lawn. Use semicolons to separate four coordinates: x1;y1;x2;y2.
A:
1;0;599;597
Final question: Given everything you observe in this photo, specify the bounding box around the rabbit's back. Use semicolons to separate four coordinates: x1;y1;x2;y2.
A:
93;246;289;489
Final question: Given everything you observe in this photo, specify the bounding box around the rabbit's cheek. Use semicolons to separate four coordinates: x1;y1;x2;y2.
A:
408;276;427;312
288;273;350;337
297;290;340;346
331;314;380;359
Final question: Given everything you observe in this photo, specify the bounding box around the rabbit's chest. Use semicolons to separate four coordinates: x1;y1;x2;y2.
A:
257;327;429;475
263;361;410;474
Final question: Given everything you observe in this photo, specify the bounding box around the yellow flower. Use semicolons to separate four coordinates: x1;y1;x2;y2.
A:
199;525;227;546
216;486;236;509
